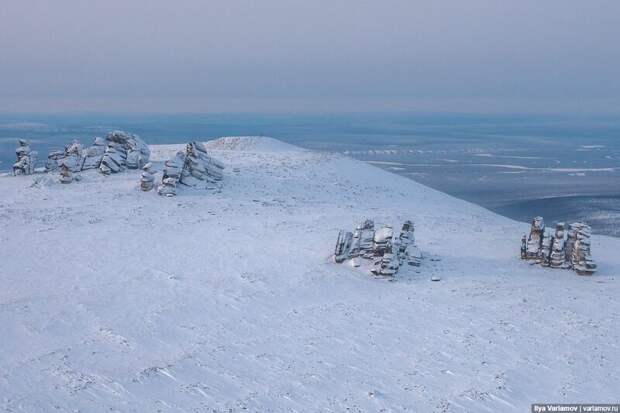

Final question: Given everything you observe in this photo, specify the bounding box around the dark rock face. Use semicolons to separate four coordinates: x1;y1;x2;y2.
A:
157;142;225;197
13;139;38;175
521;217;596;275
334;219;422;277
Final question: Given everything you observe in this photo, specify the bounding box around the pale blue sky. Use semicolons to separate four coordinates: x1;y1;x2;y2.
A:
1;0;619;112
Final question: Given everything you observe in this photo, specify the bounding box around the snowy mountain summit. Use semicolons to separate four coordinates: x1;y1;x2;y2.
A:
1;137;619;412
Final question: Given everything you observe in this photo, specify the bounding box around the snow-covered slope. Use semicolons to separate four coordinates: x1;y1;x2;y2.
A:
1;137;618;412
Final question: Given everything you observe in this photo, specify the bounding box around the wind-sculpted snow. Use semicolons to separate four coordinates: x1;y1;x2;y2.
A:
0;137;619;412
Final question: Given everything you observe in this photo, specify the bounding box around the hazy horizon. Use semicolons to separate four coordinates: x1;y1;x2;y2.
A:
2;0;619;114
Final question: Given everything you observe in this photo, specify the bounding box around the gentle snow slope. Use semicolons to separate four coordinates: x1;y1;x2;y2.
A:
0;137;618;412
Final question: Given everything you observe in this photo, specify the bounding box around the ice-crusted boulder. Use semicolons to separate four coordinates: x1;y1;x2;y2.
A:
13;139;38;175
157;142;224;196
334;219;422;277
157;155;182;197
140;163;156;192
521;217;597;275
99;131;150;175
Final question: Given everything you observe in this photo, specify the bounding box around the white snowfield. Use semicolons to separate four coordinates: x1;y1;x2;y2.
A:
0;137;618;412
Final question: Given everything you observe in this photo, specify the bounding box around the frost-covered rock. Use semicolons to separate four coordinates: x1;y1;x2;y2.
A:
157;155;183;196
334;219;422;276
59;164;73;184
549;223;567;268
521;217;597;276
349;219;375;258
371;252;400;276
82;137;107;170
404;244;422;266
46;137;107;173
373;225;394;257
524;216;545;260
182;142;224;185
157;142;224;196
13;139;38;175
334;230;353;263
99;131;150;175
540;231;552;267
45;150;64;172
568;223;597;275
140;163;156;192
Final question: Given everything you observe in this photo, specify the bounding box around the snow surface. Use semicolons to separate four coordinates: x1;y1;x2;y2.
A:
1;137;619;412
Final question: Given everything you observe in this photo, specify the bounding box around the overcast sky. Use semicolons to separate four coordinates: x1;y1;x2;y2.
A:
1;0;619;112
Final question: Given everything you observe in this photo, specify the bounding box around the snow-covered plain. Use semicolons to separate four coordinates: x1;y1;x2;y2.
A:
0;137;618;412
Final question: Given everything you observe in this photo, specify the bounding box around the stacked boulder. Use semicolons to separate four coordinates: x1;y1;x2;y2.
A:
157;155;182;197
334;219;422;277
46;134;133;174
13;139;38;175
59;164;73;184
549;223;568;268
525;216;545;260
157;142;224;196
567;223;597;275
371;225;398;276
521;217;596;275
397;220;422;266
140;163;156;192
45;150;65;172
50;140;84;172
349;219;375;259
99;131;150;174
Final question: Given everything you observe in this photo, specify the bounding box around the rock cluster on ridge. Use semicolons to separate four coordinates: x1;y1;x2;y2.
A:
157;142;224;196
99;131;150;174
334;219;422;276
521;216;597;275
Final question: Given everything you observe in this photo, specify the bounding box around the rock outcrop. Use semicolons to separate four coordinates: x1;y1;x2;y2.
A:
568;223;597;275
13;139;38;175
521;217;596;275
157;142;224;196
46;134;133;174
525;216;545;260
99;131;150;175
334;219;422;276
